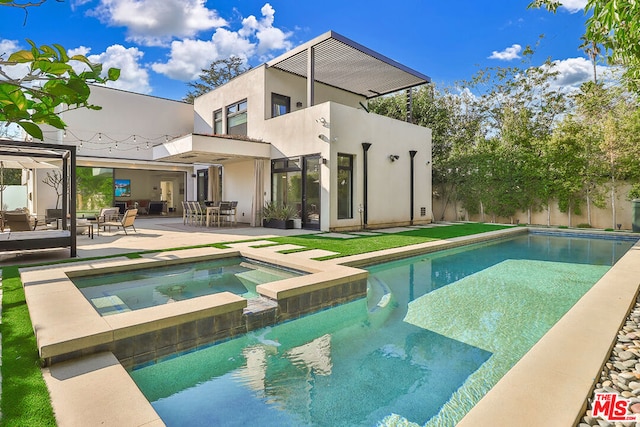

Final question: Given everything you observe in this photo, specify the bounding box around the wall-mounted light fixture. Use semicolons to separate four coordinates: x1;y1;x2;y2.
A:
389;154;399;162
316;117;329;128
318;134;337;143
296;101;303;108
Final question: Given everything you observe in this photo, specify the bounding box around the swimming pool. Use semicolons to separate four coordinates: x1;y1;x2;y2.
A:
130;232;637;426
72;256;306;316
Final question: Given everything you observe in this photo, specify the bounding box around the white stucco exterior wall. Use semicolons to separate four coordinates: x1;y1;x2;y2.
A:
33;86;196;218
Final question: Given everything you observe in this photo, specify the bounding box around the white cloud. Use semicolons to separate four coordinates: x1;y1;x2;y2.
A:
240;3;292;56
152;3;292;81
489;44;522;61
0;38;19;57
90;0;228;47
79;45;152;94
559;0;587;13
544;57;621;94
0;39;30;80
549;57;594;88
151;38;224;81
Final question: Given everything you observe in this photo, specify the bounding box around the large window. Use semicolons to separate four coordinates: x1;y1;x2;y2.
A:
227;99;247;136
271;93;290;117
76;167;113;212
271;157;302;216
213;109;222;134
337;153;353;219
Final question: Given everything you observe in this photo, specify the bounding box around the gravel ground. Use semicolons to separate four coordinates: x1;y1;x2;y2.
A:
579;294;640;427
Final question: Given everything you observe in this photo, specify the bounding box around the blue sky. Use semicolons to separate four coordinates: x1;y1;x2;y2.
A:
2;0;594;101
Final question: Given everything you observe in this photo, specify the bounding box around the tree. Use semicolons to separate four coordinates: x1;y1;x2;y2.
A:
42;169;63;208
529;0;640;92
184;56;249;103
1;40;120;140
1;1;121;140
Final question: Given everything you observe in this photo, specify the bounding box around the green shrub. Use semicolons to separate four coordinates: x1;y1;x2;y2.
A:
258;201;298;221
576;223;593;228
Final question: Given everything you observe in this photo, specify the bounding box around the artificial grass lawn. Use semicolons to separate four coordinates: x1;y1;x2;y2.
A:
1;266;56;427
266;223;512;259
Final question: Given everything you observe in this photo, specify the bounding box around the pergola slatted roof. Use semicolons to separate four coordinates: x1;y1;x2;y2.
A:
267;31;430;99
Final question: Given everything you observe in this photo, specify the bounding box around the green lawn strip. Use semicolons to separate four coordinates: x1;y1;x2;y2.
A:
1;266;56;427
267;223;512;258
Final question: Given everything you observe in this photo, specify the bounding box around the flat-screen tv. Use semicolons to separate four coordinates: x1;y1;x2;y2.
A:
114;179;131;197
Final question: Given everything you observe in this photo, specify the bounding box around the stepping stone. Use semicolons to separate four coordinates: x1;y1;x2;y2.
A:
226;240;277;249
375;227;415;234
289;249;339;259
260;244;307;252
315;232;358;239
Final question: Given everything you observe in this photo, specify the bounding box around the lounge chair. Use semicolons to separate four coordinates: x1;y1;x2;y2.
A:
101;208;138;235
96;207;120;234
3;211;38;231
45;209;63;227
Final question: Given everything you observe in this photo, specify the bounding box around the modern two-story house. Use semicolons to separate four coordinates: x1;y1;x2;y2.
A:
36;30;433;232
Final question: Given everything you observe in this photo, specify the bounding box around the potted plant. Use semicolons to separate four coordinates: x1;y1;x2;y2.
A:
260;202;298;229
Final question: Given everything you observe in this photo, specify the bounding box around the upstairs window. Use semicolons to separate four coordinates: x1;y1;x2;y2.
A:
272;93;290;118
213;109;222;134
227;99;247;136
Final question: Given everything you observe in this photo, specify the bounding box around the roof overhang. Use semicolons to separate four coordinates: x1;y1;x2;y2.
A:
153;134;271;165
266;30;431;99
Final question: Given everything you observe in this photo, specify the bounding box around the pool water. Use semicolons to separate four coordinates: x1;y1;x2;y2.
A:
130;233;637;426
72;256;305;316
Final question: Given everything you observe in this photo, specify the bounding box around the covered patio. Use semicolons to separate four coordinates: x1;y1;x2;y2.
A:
153;133;271;227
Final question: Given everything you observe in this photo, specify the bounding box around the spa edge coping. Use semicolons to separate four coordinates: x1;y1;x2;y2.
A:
20;246;367;361
21;226;640;427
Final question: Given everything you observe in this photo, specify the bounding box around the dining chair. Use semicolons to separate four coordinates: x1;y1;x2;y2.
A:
182;201;192;225
218;201;232;226
191;201;205;226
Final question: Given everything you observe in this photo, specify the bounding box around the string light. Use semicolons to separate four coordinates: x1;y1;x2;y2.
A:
42;129;178;152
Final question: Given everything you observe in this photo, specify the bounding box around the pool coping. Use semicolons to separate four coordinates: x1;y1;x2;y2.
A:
21;247;366;364
24;226;640;426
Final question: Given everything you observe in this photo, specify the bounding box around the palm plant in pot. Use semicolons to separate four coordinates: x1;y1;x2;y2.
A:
260;201;299;229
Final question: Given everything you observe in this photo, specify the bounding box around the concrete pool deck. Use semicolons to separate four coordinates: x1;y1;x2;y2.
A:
5;220;640;426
